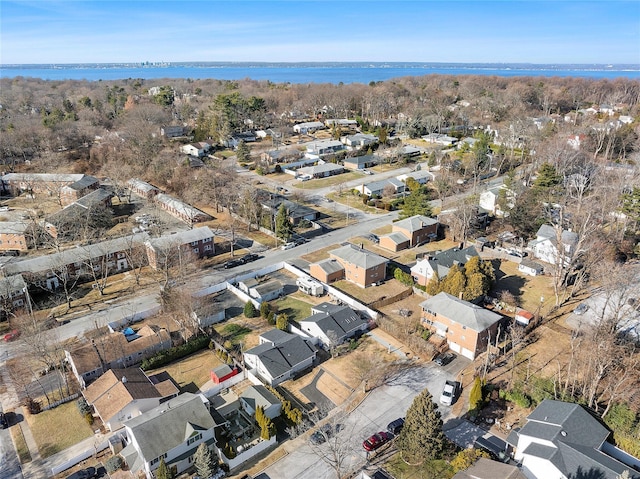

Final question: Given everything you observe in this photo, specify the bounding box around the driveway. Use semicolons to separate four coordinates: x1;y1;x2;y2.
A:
262;364;458;479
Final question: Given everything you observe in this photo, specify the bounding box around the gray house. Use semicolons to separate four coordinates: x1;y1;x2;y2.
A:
299;303;368;349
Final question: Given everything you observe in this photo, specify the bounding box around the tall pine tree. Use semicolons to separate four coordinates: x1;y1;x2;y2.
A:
396;388;446;464
194;442;218;478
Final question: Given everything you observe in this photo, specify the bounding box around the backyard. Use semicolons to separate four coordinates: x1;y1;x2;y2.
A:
146;348;224;393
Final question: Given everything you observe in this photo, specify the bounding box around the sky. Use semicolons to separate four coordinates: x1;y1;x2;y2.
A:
1;0;639;65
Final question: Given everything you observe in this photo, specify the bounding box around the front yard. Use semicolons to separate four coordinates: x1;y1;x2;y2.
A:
26;401;94;458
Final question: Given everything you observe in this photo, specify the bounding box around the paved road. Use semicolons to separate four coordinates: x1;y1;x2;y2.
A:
0;425;23;479
262;363;460;479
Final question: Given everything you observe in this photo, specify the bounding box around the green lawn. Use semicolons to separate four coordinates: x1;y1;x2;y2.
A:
219;323;253;345
294;172;362;189
273;296;312;322
384;452;455;479
27;401;94;458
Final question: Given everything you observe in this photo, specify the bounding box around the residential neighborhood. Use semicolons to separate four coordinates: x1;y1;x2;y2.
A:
1;69;639;479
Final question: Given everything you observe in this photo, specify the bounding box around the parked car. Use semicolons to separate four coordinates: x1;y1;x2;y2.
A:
223;259;242;269
440;380;461;406
433;352;455;366
362;169;374;175
293;237;307;246
3;329;20;342
0;412;8;429
240;253;259;264
66;467;96;479
573;303;589;315
281;242;296;250
386;418;405;435
363;431;392;451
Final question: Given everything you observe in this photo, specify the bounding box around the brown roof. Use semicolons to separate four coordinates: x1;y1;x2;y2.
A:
83;368;161;424
452;458;526;479
152;379;180;398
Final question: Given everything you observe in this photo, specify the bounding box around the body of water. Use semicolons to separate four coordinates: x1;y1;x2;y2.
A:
1;62;639;83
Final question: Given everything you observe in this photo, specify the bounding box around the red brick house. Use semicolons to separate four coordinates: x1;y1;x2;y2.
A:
327;244;388;288
145;226;214;270
380;215;438;252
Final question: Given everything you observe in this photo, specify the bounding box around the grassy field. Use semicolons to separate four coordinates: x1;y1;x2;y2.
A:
273;296;313;322
294;172;362;190
147;349;223;393
26;401;93;458
333;278;409;305
384;452;455;479
10;426;31;463
326;191;387;215
492;259;556;314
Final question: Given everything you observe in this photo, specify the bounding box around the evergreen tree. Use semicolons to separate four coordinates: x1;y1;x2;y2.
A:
194;443;217;478
465;273;488;302
155;457;172;479
469;376;484;413
275;203;293;240
244;300;257;318
440;264;466;298
396;388;446;464
260;301;271;318
400;187;433;219
533;162;561;189
276;313;289;331
236;140;251;163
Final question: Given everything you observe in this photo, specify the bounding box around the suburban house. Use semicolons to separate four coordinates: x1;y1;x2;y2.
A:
243;329;317;386
419;292;503;360
479;185;515;217
325;119;358;130
309;259;345;284
120;392;221;479
0;233;149;291
297;163;344;179
239;385;282;420
0;273;29;317
82;368;166;432
259;196;319;225
221;132;257;149
360;178;406;197
179;142;212;157
343;133;378;149
410;245;479;287
260;148;303;164
305;140;345;159
0;221;33;252
59;175;100;206
127;178;161;199
506;399;638;479
396;170;434;185
451;457;526;479
527;224;579;265
298;302;368;349
1;173;88;197
160;125;190;138
45;188;114;238
343;154;379;171
239;277;284;302
518;259;544;277
422;133;458;146
145;226;215;270
327;244;388;288
154;193;212;225
293;121;325;134
379;215;438;252
65;325;172;388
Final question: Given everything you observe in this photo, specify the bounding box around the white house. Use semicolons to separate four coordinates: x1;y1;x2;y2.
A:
243;330;316;386
518;260;544;277
179;142;211;157
360;178;406;197
479;185;515;217
298;303;368;349
120;393;220;479
343;133;378;149
410;246;479;287
239;385;282;420
527;224;578;265
305;140;345;159
506;399;637;479
293;121;325;134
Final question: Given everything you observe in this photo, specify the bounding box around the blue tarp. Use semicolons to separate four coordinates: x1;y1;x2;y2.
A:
123;327;135;336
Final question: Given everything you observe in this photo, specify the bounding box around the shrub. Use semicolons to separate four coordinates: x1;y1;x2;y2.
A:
244;301;257;318
105;455;123;473
468;376;484;413
23;397;40;414
84;412;94;425
141;335;210;370
267;311;276;325
393;268;414;286
504;388;531;408
274;164;282;173
76;397;91;415
260;301;271;318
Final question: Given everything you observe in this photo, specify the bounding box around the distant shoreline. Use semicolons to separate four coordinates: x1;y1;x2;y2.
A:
2;62;638;83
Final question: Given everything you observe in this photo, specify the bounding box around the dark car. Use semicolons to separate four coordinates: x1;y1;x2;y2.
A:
309;423;342;445
363;431;392;451
386;417;405;435
66;467;96;479
241;253;259;264
0;412;8;429
223;259;242;269
433;352;455;366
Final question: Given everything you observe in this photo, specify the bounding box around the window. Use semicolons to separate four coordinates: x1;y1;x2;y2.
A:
204;244;212;251
193;248;199;254
190;241;199;246
187;433;202;446
151;453;167;466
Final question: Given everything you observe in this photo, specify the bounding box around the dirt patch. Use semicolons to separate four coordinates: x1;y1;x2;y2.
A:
316;371;353;405
333;278;408;305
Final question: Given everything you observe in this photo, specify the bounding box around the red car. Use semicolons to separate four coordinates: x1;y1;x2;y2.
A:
3;329;20;341
363;431;392;451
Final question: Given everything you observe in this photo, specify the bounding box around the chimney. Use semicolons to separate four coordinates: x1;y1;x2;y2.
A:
121;376;127;383
360;243;364;250
459;292;464;300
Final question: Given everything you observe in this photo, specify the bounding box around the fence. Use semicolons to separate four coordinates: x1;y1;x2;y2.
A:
201;369;247;399
369;287;413;310
41;392;79;412
50;436;111;476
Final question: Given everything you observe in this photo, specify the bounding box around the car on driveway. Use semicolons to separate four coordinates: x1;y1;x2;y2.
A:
363;431;392;451
433;352;455;366
0;411;8;429
3;329;20;341
573;303;589;315
387;418;405;435
66;467;96;479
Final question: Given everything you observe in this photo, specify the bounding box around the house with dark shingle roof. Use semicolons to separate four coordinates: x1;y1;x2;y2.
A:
243;330;317;385
299;302;369;349
507;399;638;479
309;258;345;284
239;385;282;420
419;292;503;359
82;368;166;432
380;215;438;252
410;245;479;287
326;244;388;288
120;393;220;479
528;224;579;265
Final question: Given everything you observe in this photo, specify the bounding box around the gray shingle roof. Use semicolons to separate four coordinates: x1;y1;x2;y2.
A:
393;215;438;233
419;292;502;332
330;244;388;270
0;273;26;297
0;221;30;234
314;258;344;275
382;232;410;245
244;331;316;379
125;393;216;462
301;303;367;342
147;226;213;252
240;385;281;411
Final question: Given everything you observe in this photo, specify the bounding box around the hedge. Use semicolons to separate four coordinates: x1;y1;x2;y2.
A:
141;336;211;370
